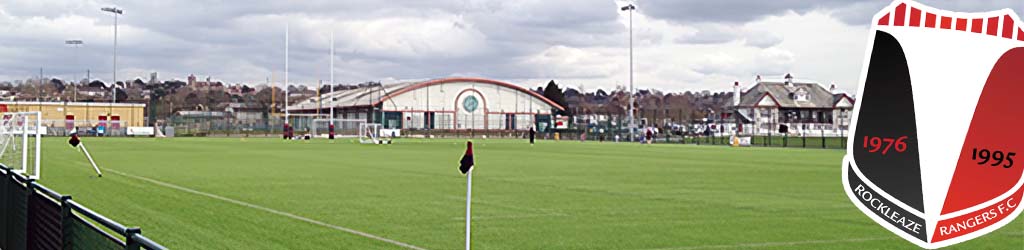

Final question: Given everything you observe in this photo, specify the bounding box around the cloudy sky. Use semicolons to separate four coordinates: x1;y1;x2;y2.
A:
0;0;1020;92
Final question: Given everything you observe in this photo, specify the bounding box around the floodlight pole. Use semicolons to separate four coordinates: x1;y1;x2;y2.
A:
101;7;122;116
621;4;636;142
65;40;84;102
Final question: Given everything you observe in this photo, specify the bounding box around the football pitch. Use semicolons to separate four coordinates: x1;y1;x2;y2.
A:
37;137;1022;249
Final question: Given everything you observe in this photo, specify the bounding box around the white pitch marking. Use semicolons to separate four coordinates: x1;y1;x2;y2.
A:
641;237;895;250
104;168;426;250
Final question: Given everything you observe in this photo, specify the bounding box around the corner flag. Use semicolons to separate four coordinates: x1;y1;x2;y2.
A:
69;133;102;177
459;140;475;250
459;141;474;174
69;133;81;147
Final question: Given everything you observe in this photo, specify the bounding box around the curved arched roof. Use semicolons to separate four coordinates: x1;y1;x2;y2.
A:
375;77;565;111
287;77;565;111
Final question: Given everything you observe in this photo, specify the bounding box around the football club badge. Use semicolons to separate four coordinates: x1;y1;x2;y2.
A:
842;1;1024;248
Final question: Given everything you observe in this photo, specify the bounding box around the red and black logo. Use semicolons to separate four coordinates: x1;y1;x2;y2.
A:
843;1;1024;248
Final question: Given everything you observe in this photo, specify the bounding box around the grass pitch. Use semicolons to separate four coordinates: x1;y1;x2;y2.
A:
38;137;1022;249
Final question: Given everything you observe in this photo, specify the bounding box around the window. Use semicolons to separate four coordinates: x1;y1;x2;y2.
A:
790;88;809;102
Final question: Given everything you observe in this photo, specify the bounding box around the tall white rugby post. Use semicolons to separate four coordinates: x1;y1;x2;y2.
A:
330;32;335;125
284;24;290;127
620;4;636;141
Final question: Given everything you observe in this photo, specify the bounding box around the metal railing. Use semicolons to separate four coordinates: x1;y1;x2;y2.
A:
0;165;166;250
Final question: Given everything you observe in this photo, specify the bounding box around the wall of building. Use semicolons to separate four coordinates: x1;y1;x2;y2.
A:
0;102;147;128
383;81;557;130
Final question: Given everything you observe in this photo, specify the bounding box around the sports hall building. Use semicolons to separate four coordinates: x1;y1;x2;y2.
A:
287;78;565;131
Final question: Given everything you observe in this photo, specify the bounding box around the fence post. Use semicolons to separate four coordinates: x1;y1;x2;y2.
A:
22;179;34;250
60;195;72;249
124;227;142;250
821;129;826;149
0;168;8;249
802;134;807;148
841;128;846;148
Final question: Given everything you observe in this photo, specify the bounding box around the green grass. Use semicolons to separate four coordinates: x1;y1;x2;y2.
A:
36;137;1022;249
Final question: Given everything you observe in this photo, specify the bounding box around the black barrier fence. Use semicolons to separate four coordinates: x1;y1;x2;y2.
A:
546;130;848;149
0;165;166;250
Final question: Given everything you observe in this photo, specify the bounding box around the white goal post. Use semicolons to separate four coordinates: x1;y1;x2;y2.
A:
359;123;391;144
311;118;366;138
0;112;42;180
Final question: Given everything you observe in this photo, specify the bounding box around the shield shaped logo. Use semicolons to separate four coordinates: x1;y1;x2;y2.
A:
843;1;1024;248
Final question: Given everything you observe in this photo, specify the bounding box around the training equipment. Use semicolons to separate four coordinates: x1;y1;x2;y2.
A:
843;1;1024;248
312;118;364;139
359;123;390;144
0;112;42;179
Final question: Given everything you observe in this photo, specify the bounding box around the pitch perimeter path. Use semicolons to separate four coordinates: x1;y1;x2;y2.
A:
37;138;1023;249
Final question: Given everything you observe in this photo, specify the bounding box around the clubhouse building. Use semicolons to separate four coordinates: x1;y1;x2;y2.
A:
287;78;565;131
729;74;855;136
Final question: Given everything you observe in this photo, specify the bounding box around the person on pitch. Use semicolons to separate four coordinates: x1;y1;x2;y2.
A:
529;126;536;145
645;127;654;144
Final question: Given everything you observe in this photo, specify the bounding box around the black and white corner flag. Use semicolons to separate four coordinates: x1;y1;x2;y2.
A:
69;133;81;147
459;141;474;174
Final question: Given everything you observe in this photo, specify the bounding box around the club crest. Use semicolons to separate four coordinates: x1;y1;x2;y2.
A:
842;1;1024;248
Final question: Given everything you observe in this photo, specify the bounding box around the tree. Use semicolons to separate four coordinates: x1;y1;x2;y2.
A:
88;80;106;88
50;79;66;93
115;88;128;102
542;80;567;110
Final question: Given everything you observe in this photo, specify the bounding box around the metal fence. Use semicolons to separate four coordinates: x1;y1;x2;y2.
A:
549;129;848;149
0;165;166;250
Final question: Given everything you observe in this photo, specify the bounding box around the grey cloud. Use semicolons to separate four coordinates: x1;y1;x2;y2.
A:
641;0;1024;26
0;0;626;85
1;0;1022;93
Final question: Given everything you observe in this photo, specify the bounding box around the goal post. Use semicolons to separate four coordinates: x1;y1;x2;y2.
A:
311;118;365;139
359;123;390;144
0;112;42;180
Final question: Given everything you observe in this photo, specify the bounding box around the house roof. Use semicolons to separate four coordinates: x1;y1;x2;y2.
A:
736;80;847;108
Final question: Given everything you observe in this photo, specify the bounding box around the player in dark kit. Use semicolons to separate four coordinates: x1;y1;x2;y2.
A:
529;126;536;145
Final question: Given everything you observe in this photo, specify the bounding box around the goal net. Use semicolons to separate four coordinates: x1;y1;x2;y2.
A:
359;123;389;144
311;118;365;139
0;112;42;179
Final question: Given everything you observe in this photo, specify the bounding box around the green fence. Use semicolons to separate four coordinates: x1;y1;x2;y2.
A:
0;165;166;250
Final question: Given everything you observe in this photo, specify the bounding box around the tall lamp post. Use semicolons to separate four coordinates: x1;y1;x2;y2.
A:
65;40;84;102
101;6;122;116
620;4;636;141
